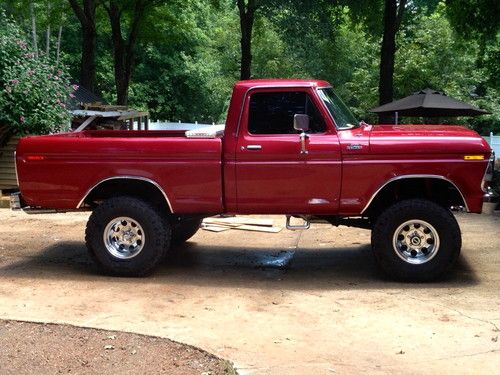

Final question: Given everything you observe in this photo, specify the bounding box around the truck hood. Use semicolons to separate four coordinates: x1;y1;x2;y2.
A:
338;124;491;155
369;124;490;154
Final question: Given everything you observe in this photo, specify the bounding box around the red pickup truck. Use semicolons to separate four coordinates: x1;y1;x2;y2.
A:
13;79;494;281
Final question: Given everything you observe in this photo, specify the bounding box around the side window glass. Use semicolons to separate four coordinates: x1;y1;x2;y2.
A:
248;92;326;134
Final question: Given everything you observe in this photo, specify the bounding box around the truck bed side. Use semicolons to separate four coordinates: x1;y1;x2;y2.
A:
16;131;223;213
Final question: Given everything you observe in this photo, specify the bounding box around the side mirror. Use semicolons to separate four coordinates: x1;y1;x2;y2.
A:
293;114;309;132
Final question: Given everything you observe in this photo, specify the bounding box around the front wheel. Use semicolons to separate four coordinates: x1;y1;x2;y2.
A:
371;199;461;281
85;196;171;276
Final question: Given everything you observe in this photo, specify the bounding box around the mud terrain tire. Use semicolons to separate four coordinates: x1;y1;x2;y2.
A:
372;199;461;281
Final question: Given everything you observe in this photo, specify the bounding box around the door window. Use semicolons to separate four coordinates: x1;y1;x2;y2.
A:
248;91;326;134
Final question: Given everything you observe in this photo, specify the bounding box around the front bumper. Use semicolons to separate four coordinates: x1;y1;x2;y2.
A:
482;187;498;214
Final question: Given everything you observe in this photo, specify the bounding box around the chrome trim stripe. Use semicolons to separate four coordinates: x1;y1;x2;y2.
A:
76;176;174;212
342;158;480;164
235;161;342;165
360;174;469;214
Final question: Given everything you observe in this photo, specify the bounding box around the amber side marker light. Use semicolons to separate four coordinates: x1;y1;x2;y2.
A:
464;155;485;160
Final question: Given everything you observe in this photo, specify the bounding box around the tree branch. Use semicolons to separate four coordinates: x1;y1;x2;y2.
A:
108;1;123;44
237;0;245;17
396;0;407;30
99;0;110;14
68;0;87;25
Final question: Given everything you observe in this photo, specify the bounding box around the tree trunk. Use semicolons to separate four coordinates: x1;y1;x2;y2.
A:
30;2;38;58
56;26;62;66
378;0;406;124
237;0;257;80
81;25;96;91
106;1;146;105
45;24;50;56
68;0;97;91
108;3;128;105
46;3;51;56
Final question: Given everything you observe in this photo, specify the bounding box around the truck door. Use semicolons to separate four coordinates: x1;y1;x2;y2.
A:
235;88;342;214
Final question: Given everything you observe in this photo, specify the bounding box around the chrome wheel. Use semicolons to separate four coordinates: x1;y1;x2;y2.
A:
392;219;440;265
103;217;145;259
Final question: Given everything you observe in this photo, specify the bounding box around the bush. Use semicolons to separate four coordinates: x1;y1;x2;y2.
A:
0;12;73;135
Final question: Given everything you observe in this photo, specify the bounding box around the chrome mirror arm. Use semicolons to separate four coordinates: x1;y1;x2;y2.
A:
300;131;309;154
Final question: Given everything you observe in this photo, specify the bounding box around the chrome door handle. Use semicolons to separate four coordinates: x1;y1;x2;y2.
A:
245;145;262;150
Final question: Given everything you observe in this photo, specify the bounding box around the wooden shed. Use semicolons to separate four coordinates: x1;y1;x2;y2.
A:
0;125;19;190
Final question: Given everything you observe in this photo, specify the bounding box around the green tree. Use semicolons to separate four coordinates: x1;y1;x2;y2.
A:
236;0;258;80
378;0;406;111
68;0;98;91
446;0;499;42
101;1;159;105
0;11;73;134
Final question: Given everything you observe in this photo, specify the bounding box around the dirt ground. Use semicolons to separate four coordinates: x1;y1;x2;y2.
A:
0;320;235;375
0;209;499;374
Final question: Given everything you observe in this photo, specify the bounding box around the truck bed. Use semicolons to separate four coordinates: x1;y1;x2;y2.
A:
16;130;224;213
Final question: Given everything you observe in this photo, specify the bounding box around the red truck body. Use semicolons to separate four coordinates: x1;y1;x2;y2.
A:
16;79;491;215
13;79;495;280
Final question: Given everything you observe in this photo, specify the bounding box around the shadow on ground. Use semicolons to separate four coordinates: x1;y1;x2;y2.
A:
0;239;479;290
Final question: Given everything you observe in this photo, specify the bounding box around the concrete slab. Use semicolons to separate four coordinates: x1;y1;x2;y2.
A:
0;209;499;374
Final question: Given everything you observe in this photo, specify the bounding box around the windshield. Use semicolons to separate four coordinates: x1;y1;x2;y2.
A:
317;88;358;129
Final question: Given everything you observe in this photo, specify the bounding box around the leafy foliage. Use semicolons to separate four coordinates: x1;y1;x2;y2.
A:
446;0;499;41
0;0;498;134
0;11;73;135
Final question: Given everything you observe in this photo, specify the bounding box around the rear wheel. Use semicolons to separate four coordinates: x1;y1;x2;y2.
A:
85;196;170;276
371;199;461;281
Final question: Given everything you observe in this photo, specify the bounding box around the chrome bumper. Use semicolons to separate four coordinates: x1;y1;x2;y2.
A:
482;187;498;214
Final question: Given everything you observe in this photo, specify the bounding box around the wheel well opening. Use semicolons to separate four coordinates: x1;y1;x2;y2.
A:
82;178;171;213
364;178;466;218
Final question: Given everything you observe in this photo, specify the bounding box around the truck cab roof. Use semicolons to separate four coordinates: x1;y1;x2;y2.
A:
234;79;331;89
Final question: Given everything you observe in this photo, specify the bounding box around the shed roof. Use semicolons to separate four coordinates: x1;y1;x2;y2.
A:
68;85;108;110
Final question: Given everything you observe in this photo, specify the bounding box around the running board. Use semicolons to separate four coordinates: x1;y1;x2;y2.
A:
286;215;310;230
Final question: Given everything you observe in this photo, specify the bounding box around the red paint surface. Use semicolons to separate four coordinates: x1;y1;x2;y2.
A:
16;79;492;214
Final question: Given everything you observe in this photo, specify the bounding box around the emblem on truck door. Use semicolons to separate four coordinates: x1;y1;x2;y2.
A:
346;144;363;150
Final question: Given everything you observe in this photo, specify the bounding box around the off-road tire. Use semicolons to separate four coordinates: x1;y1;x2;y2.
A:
371;199;461;281
85;196;171;276
171;217;203;245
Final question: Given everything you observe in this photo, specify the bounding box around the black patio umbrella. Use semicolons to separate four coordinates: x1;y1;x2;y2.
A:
370;88;490;118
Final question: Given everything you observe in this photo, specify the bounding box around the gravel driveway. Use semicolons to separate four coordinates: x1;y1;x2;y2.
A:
0;209;499;374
